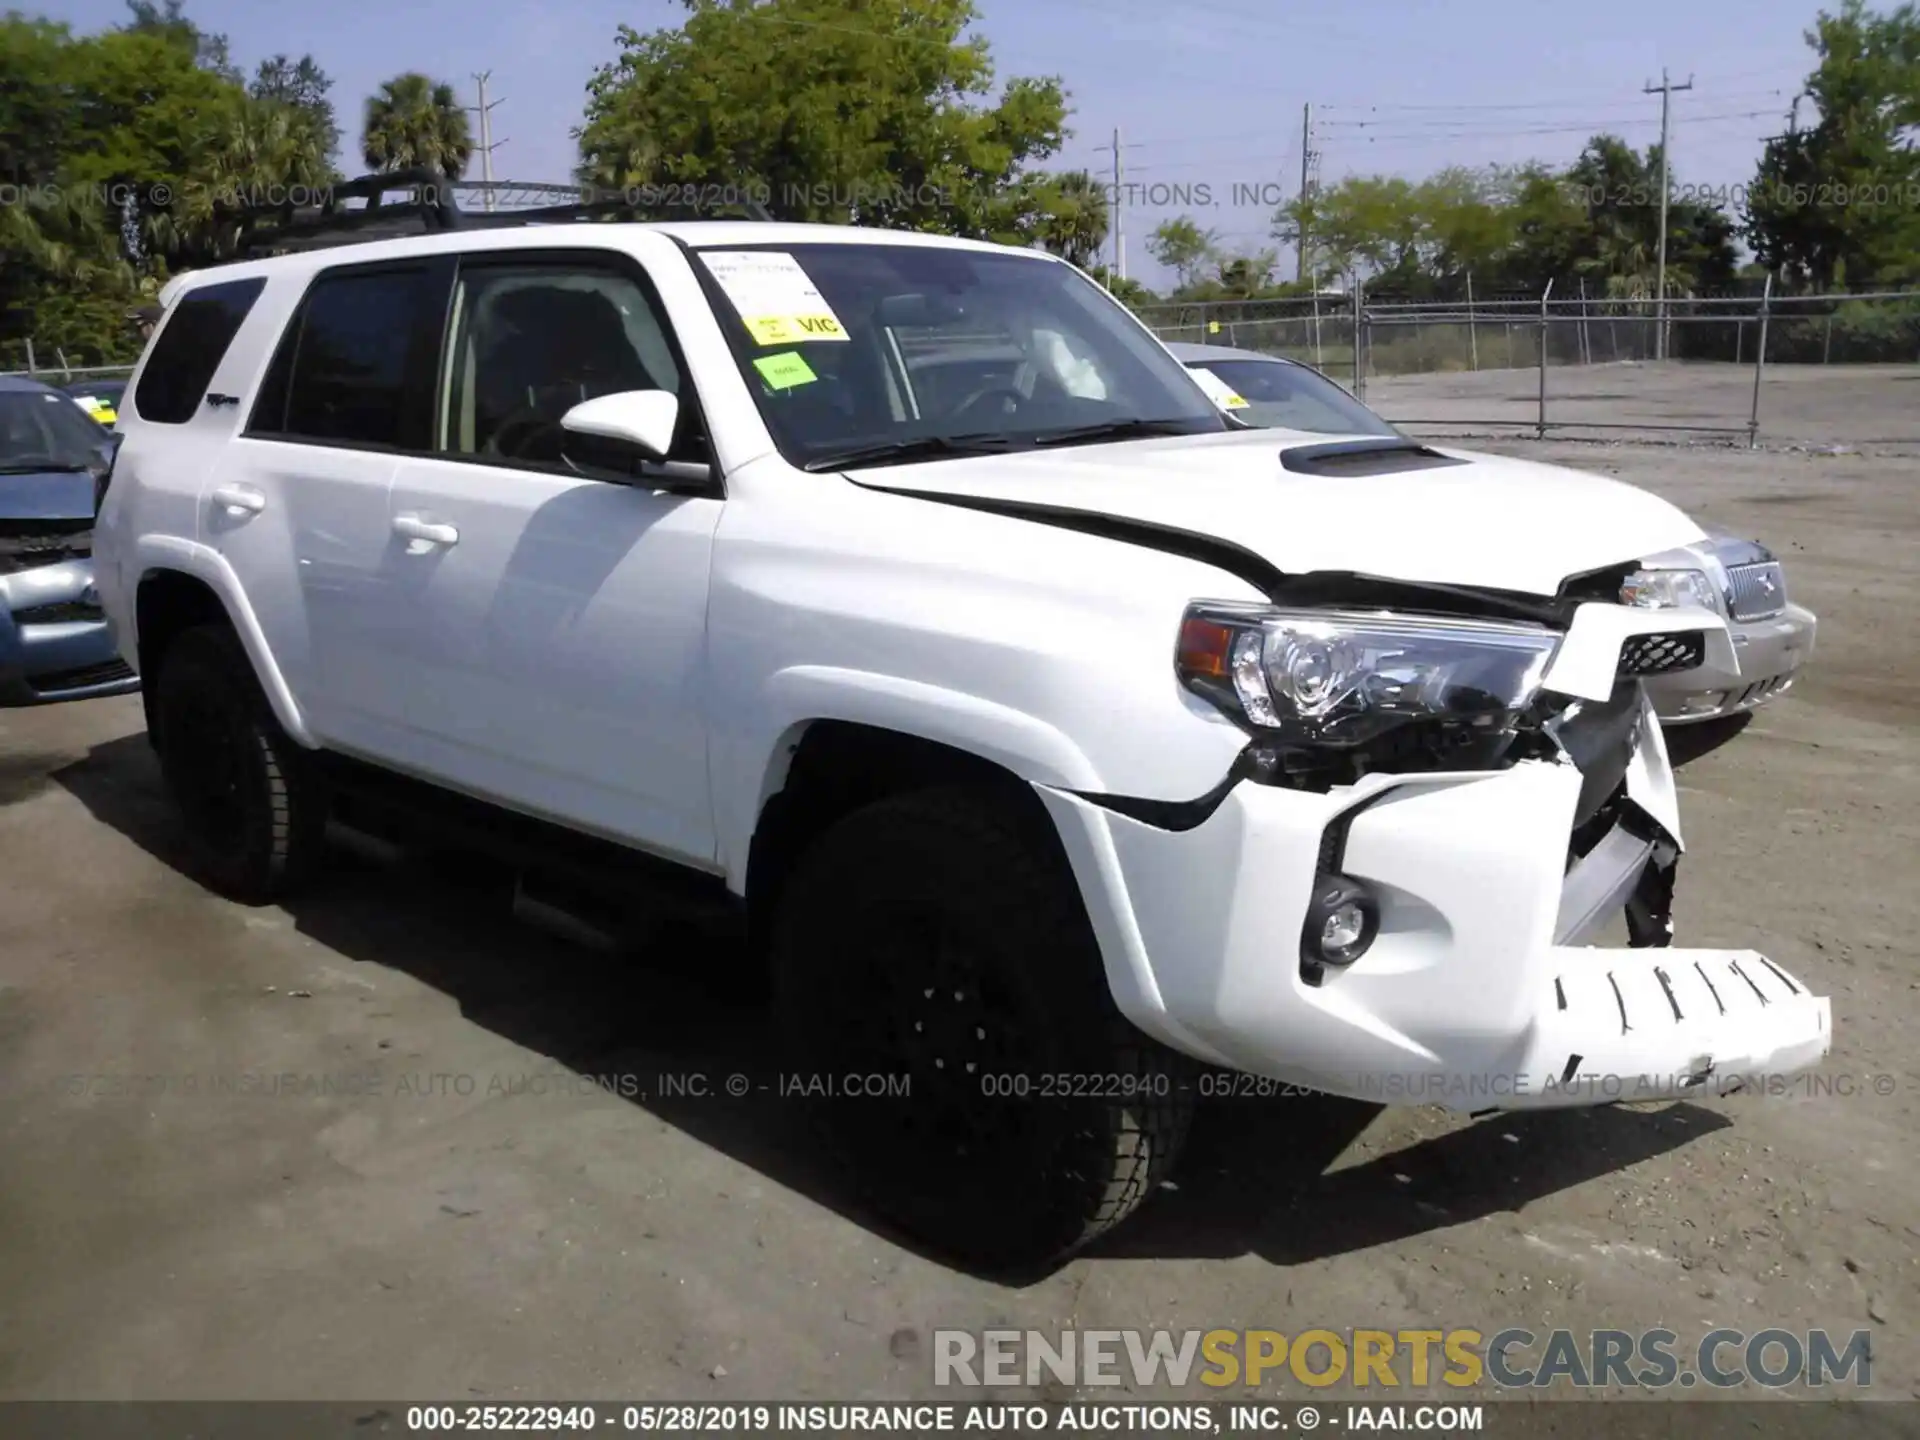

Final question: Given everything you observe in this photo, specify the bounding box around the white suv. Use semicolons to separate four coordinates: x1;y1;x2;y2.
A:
94;210;1831;1270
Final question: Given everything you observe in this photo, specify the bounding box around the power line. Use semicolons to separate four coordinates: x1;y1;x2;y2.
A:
1332;108;1772;142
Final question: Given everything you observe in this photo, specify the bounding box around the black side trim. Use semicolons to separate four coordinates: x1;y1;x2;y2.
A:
313;749;739;924
1071;750;1258;831
848;481;1293;599
1278;437;1471;476
1070;746;1408;838
851;480;1589;626
1264;570;1574;625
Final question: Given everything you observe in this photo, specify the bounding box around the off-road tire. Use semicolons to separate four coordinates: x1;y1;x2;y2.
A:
770;784;1194;1272
151;623;326;904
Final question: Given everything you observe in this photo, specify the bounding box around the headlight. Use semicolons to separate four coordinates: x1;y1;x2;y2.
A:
1175;604;1562;748
1620;567;1719;611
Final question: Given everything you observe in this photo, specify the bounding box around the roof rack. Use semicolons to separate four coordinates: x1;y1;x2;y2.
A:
227;169;774;258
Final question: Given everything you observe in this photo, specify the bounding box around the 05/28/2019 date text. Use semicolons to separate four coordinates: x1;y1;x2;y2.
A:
407;1405;777;1432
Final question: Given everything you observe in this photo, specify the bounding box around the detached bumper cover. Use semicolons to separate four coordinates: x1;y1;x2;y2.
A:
1510;944;1830;1108
1038;689;1832;1112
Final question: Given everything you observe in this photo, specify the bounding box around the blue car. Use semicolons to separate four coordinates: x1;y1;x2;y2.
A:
1;374;141;706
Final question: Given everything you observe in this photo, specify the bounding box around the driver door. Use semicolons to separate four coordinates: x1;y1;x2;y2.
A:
375;248;723;868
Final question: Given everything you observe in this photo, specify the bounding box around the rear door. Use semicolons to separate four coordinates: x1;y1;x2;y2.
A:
109;276;269;616
228;258;452;751
378;242;723;866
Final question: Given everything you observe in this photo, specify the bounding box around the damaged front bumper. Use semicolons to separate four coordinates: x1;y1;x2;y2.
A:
1038;609;1831;1112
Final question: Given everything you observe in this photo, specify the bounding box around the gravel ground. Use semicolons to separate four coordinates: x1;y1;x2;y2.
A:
1;435;1915;1406
1369;359;1920;450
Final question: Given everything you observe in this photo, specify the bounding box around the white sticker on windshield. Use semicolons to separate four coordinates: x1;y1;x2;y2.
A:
699;250;850;346
1187;366;1249;410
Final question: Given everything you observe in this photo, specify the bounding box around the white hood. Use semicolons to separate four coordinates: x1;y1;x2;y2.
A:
856;429;1707;598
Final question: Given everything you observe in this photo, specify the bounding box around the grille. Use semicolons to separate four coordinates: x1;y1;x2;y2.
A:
33;657;133;694
14;599;103;624
1619;632;1704;677
1725;560;1787;621
0;522;92;575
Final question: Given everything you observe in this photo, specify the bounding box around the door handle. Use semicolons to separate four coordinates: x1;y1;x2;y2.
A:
393;513;459;546
211;484;266;514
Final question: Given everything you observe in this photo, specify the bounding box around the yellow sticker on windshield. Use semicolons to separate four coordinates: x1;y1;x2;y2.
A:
753;351;819;390
743;313;847;345
701;251;851;345
1222;392;1249;409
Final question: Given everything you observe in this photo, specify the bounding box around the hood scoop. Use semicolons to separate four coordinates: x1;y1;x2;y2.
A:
1279;437;1473;477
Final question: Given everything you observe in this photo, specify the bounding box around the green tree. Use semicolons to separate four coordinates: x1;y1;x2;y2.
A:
1146;215;1218;290
1746;0;1920;288
1026;169;1108;267
121;0;236;80
252;54;341;173
575;0;1069;234
0;14;233;363
363;72;473;179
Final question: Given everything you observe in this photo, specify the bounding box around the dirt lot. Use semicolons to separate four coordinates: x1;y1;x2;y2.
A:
2;434;1917;1405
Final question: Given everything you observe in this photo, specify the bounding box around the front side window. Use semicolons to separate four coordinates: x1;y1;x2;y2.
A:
689;244;1227;470
254;266;439;449
131;277;266;425
1187;358;1398;438
437;261;700;466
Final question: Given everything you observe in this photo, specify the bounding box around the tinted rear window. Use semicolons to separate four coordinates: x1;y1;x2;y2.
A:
132;278;267;424
256;267;437;449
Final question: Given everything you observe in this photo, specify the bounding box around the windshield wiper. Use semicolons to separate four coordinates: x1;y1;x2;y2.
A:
801;433;1019;473
0;461;90;475
1026;418;1212;449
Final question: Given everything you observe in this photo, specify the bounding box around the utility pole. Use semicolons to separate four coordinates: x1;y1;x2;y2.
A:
1296;102;1314;285
468;72;507;211
1643;68;1693;360
1091;129;1141;285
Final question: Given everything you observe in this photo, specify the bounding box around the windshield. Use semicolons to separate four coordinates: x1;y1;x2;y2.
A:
0;390;111;473
691;243;1228;469
1185;358;1398;438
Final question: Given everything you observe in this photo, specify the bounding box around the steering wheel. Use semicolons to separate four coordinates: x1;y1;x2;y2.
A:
484;407;564;461
947;385;1027;423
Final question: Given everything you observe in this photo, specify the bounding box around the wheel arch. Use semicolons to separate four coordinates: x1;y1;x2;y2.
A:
130;543;315;748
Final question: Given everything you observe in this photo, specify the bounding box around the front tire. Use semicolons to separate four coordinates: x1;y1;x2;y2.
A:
770;785;1193;1272
151;623;326;904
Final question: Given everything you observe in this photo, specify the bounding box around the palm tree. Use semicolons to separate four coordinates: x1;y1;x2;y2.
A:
1036;170;1109;269
144;95;337;264
362;73;473;179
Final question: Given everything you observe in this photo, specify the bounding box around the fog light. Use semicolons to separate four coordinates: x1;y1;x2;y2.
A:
1678;690;1729;716
1302;873;1380;970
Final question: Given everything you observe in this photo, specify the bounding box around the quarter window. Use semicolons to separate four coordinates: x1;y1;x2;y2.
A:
131;278;266;424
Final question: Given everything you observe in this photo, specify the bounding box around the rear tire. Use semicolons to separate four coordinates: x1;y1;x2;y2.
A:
151;623;326;904
770;785;1193;1272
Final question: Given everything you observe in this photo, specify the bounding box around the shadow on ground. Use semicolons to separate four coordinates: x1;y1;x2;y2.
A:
56;732;1730;1282
1664;712;1753;768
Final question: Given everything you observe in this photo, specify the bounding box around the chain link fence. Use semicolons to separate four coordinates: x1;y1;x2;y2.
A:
0;337;136;386
1136;286;1920;448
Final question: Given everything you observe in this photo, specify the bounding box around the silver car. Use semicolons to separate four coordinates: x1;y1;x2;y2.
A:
1166;341;1816;727
1618;534;1815;724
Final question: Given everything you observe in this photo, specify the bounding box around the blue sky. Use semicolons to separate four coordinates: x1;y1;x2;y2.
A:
47;0;1826;287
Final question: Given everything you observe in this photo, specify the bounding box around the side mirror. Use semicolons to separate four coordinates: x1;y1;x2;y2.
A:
561;389;679;461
